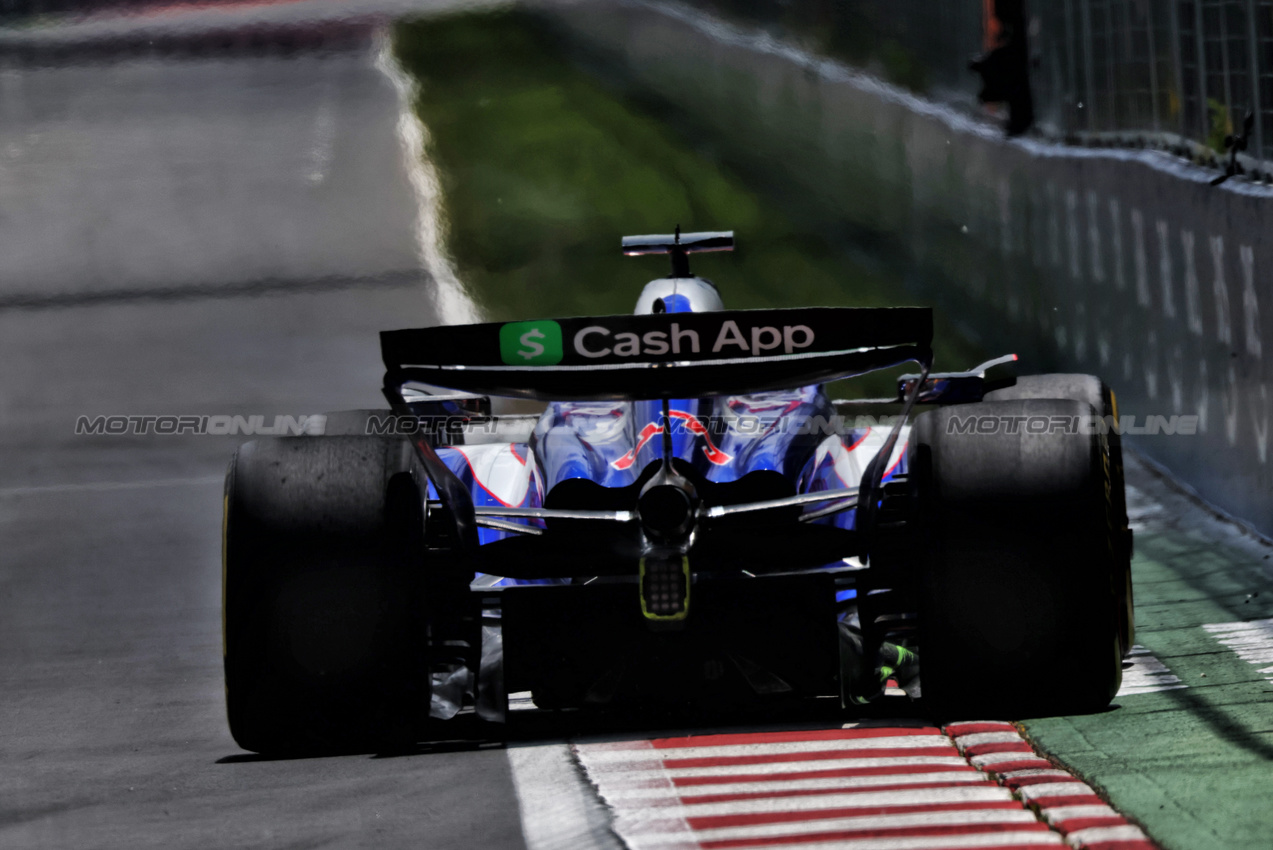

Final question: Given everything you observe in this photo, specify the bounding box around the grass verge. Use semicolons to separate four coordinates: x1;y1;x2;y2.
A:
392;9;983;395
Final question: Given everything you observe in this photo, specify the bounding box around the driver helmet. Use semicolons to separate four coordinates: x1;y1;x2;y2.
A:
633;276;723;314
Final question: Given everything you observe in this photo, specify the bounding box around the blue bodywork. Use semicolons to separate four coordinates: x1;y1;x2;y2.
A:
426;274;906;585
431;388;907;579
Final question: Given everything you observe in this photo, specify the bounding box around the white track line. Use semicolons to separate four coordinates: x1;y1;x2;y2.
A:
1203;619;1273;682
1118;645;1188;694
506;743;622;850
375;31;480;326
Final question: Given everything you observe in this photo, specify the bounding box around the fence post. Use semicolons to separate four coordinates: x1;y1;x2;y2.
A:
1196;0;1210;139
1170;0;1187;137
1148;0;1163;131
1064;0;1081;132
1247;0;1265;163
1219;0;1235;138
1080;0;1098;129
1106;0;1120;127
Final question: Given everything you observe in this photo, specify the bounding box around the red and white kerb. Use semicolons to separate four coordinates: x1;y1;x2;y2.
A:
572;722;1157;850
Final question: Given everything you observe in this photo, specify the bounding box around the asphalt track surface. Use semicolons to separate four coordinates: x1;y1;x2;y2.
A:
3;4;1273;849
0;12;525;848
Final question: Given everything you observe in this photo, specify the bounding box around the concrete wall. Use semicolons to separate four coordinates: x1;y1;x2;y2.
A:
543;0;1273;534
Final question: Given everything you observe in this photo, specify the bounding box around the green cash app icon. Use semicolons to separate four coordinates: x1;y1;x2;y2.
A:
499;320;563;366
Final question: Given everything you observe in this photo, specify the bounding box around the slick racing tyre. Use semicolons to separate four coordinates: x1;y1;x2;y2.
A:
223;436;429;755
984;374;1133;652
910;398;1124;718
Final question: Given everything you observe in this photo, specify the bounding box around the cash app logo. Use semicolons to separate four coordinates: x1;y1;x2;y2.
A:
499;320;563;366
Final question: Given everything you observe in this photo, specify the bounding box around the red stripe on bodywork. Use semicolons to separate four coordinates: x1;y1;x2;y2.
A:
669;410;733;465
611;422;662;471
883;439;908;477
610;412;734;470
450;446;529;508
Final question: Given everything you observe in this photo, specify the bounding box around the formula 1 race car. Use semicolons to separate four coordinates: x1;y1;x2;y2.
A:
222;230;1134;754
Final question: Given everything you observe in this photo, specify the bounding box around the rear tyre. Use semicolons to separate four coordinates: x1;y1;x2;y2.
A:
985;374;1133;652
911;398;1124;718
223;436;429;755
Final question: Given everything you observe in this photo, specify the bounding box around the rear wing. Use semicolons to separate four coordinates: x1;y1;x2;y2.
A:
381;307;933;402
620;230;734;255
622;229;734;276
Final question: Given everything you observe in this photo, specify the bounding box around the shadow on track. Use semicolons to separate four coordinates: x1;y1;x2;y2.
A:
211;693;953;762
